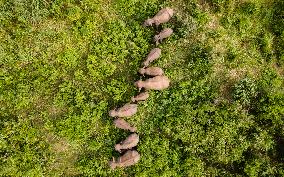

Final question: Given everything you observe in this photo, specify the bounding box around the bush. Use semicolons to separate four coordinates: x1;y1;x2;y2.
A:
232;78;258;107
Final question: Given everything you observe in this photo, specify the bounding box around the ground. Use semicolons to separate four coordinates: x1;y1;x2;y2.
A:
0;0;284;176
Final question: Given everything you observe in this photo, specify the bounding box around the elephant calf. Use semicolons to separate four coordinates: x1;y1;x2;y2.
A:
109;150;140;169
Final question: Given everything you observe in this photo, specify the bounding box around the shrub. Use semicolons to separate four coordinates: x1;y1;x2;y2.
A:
232;78;258;107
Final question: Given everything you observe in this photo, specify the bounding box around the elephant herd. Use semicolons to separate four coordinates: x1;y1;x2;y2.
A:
108;7;174;170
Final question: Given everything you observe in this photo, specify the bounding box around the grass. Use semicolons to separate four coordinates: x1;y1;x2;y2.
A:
0;0;284;176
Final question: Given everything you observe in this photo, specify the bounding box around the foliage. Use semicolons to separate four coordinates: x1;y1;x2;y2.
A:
0;0;284;176
232;78;257;107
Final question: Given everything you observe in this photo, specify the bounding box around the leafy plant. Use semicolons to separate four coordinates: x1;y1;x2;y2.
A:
232;78;258;107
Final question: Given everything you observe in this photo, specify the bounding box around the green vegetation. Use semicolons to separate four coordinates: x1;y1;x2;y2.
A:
1;0;284;176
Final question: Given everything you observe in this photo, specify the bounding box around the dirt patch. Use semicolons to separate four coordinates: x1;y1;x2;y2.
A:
218;81;234;103
197;0;212;11
45;132;80;176
47;105;67;119
272;63;284;76
207;15;220;30
33;19;69;32
228;68;246;81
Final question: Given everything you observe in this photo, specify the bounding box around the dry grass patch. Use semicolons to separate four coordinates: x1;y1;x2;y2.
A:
45;132;80;176
272;62;284;76
47;105;67;119
33;19;69;32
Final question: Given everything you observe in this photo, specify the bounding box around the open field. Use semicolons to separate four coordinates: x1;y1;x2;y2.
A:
1;0;284;176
